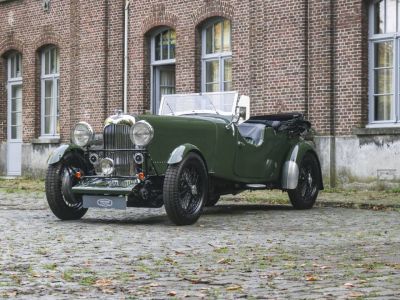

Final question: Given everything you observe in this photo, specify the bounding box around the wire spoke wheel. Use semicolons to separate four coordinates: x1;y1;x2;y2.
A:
288;153;320;210
45;155;88;220
163;153;208;225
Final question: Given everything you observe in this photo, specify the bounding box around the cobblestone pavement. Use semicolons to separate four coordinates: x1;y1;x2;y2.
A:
0;191;399;299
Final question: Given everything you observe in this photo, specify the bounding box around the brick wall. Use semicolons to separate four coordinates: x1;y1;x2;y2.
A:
0;0;371;145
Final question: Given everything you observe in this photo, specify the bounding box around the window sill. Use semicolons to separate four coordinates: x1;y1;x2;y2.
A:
32;137;61;144
353;127;400;136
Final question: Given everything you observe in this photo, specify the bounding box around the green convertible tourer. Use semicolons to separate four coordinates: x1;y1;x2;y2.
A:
45;92;323;225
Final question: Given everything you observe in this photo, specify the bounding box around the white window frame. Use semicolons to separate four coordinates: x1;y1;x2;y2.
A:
201;18;232;93
7;52;23;142
368;0;400;127
150;28;176;114
40;46;60;137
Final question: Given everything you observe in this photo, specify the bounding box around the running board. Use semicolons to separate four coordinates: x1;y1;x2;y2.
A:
245;184;267;190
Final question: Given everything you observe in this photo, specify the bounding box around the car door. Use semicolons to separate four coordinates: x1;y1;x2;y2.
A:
234;126;290;181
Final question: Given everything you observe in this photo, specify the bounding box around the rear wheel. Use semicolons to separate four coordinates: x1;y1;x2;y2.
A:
288;153;319;209
163;153;208;225
45;157;88;220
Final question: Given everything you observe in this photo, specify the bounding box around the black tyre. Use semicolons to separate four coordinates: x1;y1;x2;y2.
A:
205;194;220;207
288;153;320;209
45;159;88;220
163;153;208;225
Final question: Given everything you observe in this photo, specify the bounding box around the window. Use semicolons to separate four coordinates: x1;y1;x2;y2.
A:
201;19;232;92
41;46;59;136
369;0;400;124
7;52;23;141
151;28;176;114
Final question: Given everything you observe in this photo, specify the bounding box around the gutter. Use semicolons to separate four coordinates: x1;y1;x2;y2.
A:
124;0;131;113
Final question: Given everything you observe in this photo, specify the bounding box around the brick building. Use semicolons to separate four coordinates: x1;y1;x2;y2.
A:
0;0;399;188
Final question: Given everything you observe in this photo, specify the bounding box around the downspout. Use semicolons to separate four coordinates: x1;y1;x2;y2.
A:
329;0;336;188
305;0;310;118
123;0;131;113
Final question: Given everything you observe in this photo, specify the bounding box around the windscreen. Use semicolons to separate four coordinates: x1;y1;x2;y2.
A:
159;92;238;116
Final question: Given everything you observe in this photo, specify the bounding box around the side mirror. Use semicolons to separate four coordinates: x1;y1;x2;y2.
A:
226;113;240;130
238;107;247;120
237;95;250;123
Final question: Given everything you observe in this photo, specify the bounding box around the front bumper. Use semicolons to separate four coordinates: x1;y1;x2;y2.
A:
72;176;140;196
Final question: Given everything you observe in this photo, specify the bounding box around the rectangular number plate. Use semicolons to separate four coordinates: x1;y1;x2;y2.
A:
82;195;127;210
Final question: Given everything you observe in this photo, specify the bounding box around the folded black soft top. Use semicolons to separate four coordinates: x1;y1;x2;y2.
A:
243;112;311;135
246;113;304;122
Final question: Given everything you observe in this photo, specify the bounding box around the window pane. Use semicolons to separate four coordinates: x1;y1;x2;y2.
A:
170;30;176;59
155;33;161;60
374;95;393;120
11;126;17;140
206;83;219;92
223;20;231;52
206;60;220;84
11;85;22;113
45;80;53;98
387;0;397;32
224;82;232;91
162;30;169;60
375;0;385;34
15;54;22;78
44;116;51;134
224;58;232;82
10;55;16;78
44;50;50;75
50;48;56;74
214;22;222;53
374;69;392;94
206;26;213;54
160;69;175;86
375;42;393;67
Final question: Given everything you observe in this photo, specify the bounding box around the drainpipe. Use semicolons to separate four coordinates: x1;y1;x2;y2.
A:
329;0;336;188
123;0;131;114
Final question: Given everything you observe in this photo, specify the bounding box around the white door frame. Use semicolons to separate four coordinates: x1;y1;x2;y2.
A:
6;54;23;176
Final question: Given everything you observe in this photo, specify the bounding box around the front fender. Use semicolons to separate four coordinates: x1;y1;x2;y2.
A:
281;142;323;190
47;144;84;165
167;143;201;165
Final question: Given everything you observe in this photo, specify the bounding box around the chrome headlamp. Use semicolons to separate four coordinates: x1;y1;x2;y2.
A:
130;121;154;147
99;158;114;176
71;122;94;147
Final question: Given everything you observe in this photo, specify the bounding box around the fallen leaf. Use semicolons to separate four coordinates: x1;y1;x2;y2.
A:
174;250;185;255
344;282;355;288
320;265;331;270
168;291;177;296
306;275;318;281
217;258;234;264
349;292;364;298
226;284;242;291
6;291;17;297
148;282;159;287
94;279;113;287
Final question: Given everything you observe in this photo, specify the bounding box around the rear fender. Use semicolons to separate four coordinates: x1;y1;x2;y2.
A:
167;143;201;165
47;144;85;165
281;142;323;190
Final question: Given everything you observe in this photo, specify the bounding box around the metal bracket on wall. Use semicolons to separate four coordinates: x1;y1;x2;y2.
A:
42;0;50;12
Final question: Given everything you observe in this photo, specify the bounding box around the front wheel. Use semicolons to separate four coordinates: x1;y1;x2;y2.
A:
288;153;320;209
45;159;88;220
163;153;208;225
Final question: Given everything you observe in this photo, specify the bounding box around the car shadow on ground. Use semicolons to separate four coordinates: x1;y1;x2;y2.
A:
77;204;294;226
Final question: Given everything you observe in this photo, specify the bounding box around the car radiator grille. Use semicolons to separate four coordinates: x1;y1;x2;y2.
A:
103;124;133;176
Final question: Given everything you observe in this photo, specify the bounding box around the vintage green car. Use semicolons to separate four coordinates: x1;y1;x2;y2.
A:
45;92;323;225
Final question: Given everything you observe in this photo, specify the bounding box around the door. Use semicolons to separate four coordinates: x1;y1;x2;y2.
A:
7;83;23;176
153;65;175;114
234;127;290;181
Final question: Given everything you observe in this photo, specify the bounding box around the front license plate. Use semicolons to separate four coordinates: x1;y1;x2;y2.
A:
82;195;127;210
